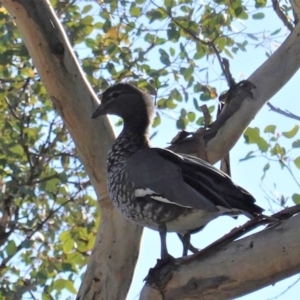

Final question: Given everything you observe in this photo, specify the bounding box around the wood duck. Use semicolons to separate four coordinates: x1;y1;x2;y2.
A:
92;83;263;259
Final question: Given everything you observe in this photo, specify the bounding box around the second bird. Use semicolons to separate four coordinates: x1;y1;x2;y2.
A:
92;83;263;259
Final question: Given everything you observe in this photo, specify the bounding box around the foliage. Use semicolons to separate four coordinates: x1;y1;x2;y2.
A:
242;124;300;207
0;0;298;298
0;3;98;299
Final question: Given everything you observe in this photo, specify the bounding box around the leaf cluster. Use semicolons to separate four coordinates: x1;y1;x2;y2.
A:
0;5;98;299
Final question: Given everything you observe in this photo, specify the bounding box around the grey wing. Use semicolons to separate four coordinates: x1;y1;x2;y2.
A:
125;148;219;213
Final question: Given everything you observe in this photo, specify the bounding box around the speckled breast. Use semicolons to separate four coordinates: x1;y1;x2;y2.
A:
107;154;194;231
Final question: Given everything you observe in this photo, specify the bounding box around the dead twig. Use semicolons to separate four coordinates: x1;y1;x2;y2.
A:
267;102;300;121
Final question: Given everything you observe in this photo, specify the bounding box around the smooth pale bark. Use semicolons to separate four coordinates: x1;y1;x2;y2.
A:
2;0;300;299
140;214;300;300
206;20;300;163
0;1;142;299
169;22;300;164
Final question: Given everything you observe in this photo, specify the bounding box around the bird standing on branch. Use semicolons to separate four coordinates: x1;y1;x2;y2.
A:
92;83;263;259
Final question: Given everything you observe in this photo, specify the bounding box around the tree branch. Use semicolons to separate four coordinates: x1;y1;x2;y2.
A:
267;102;300;121
140;212;300;299
168;22;300;164
272;0;294;31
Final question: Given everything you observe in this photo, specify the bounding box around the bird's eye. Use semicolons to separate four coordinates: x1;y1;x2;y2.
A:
111;92;120;98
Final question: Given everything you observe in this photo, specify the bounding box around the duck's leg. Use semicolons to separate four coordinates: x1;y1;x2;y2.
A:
181;233;191;256
177;233;199;255
158;223;169;259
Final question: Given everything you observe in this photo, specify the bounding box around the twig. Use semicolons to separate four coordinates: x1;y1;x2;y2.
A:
267;275;300;300
272;204;300;219
180;215;271;265
149;0;231;87
180;204;300;265
209;44;235;87
222;58;235;87
271;0;294;31
200;105;211;129
267;102;300;121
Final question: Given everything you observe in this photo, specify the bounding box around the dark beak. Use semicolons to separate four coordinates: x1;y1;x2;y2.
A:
91;103;106;119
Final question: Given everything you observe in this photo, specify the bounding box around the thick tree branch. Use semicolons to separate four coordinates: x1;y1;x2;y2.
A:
168;22;300;164
140;213;300;299
0;1;142;299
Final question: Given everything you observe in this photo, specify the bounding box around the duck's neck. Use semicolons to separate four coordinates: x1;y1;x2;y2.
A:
118;124;150;150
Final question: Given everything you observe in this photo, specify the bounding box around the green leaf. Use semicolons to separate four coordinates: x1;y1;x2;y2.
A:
130;6;141;17
21;67;35;77
60;230;71;242
292;139;300;148
270;144;285;157
234;7;243;17
81;16;94;26
82;4;92;14
65;280;77;294
194;44;207;59
261;162;270;180
42;292;52;300
282;125;299;138
239;151;256;162
42;177;61;193
85;38;96;48
252;12;265;19
238;11;248;20
53;279;77;294
187;112;196;122
292;193;300;204
264;125;276;134
167;25;180;42
62;238;75;254
271;28;281;36
244;127;260;144
255;0;267;8
166;99;177;109
169;47;175;56
196;116;204;126
176;117;188;129
147;9;165;23
257;138;268;152
159;49;170;65
224;48;233;58
9;144;24;156
246;33;259;41
0;89;7;100
61;154;70;168
171;88;183;102
244;127;268;152
164;0;173;7
152;113;161;128
6;240;17;256
294;156;300;169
